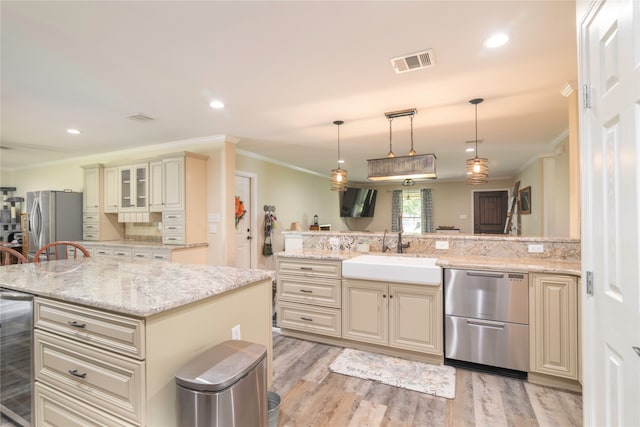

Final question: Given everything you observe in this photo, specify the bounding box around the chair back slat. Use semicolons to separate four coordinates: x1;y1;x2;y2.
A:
34;241;90;263
0;246;28;265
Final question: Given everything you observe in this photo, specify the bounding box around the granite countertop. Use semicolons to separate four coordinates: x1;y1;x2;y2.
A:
0;257;274;318
78;240;208;250
276;249;581;276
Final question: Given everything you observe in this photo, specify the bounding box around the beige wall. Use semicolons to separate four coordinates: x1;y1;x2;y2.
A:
516;158;544;236
363;179;514;234
236;153;341;270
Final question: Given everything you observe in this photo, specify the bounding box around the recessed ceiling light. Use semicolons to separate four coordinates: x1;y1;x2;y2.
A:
67;129;82;135
484;33;509;48
209;100;225;109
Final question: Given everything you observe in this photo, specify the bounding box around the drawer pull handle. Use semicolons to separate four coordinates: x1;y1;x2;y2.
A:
135;254;145;258
68;321;86;329
300;289;313;293
300;317;313;322
299;267;313;271
466;319;505;329
68;369;87;379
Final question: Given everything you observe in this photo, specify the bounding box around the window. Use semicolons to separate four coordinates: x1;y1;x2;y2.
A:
391;188;434;234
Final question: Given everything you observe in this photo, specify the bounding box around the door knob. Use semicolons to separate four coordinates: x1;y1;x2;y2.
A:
247;236;252;240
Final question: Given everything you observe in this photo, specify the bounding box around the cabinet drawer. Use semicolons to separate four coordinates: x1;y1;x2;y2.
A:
83;223;99;231
92;247;114;257
35;382;137;427
163;223;185;233
163;234;185;245
277;301;341;337
112;248;132;258
34;298;145;359
278;275;341;308
277;258;341;279
83;232;99;241
34;330;145;426
83;213;99;224
163;211;185;222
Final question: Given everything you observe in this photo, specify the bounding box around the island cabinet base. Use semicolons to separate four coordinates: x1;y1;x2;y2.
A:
34;278;273;427
144;278;273;427
278;328;444;366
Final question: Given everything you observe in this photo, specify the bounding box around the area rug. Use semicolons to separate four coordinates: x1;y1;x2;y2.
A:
329;348;456;399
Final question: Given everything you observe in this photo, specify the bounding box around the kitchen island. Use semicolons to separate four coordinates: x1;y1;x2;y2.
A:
0;257;274;427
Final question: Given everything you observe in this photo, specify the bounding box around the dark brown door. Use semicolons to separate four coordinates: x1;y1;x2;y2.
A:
473;191;509;234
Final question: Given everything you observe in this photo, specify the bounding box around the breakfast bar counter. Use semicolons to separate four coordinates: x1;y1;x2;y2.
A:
276;249;581;276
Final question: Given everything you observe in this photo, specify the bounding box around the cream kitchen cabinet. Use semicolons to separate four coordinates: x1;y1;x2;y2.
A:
82;164;124;241
162;156;184;211
83;166;100;214
149;160;164;212
34;298;146;425
342;278;443;355
529;273;579;381
159;152;208;245
119;163;149;213
104;166;120;213
83;243;171;261
276;257;342;337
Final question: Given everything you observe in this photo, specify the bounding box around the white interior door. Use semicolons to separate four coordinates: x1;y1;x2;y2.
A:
235;172;257;268
579;0;640;425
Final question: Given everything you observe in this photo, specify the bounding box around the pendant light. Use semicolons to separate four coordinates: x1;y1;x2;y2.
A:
465;98;489;185
367;108;437;181
330;120;348;191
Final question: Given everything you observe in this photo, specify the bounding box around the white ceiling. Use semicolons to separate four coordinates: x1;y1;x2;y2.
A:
0;1;578;183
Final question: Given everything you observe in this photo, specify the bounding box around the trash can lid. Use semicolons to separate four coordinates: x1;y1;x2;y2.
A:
175;340;267;392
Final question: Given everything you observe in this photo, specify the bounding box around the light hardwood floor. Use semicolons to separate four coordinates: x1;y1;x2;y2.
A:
0;330;583;427
271;331;583;427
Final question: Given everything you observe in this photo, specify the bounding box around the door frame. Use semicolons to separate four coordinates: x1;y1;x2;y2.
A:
470;188;510;234
235;170;258;269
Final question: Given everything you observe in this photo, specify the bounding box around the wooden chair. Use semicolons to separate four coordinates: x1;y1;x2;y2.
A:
33;241;91;263
0;246;28;265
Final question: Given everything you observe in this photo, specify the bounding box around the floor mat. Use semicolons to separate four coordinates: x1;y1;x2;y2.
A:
329;348;456;399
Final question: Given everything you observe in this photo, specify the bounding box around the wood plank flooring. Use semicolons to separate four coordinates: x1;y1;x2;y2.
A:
271;331;583;427
1;330;583;426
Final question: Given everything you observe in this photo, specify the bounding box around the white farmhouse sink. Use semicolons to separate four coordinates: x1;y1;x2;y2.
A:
342;255;441;286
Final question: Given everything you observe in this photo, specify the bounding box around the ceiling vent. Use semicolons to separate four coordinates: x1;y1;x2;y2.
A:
127;113;155;122
390;49;435;74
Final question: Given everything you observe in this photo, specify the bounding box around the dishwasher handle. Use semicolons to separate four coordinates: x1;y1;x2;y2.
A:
0;290;34;301
465;271;504;279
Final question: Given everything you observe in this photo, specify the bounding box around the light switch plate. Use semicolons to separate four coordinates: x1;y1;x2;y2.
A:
435;241;449;250
231;325;241;340
208;224;217;234
528;244;544;253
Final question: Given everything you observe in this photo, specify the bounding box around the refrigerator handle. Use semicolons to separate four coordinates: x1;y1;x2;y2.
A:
30;198;41;239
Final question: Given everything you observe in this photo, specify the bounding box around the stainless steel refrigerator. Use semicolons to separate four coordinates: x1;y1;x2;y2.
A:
26;190;83;260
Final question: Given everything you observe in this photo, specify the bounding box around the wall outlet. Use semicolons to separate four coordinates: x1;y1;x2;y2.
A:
528;244;544;253
231;325;241;340
459;214;468;219
435;240;449;250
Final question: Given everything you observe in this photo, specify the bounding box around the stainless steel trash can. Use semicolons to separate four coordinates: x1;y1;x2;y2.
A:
175;340;267;427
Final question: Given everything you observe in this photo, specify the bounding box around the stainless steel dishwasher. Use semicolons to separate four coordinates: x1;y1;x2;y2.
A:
0;288;33;426
444;268;529;373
